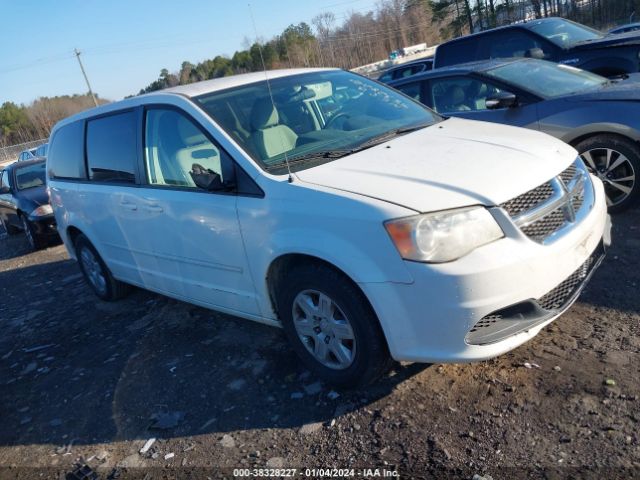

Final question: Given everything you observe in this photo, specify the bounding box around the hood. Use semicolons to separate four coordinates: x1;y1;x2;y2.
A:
17;185;49;207
295;117;576;213
570;30;640;50
565;73;640;102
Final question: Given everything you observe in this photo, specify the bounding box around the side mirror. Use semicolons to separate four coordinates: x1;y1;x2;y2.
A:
525;47;545;59
486;91;518;110
0;185;9;194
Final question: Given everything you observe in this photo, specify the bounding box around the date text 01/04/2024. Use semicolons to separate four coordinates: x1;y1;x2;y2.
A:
232;468;400;477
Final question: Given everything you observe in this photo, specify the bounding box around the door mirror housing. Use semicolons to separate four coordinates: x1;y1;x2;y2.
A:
0;185;9;194
486;91;518;110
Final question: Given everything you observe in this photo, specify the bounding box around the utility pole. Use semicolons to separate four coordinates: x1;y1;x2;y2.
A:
74;48;98;107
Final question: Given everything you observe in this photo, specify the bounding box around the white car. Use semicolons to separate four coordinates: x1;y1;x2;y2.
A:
47;68;611;386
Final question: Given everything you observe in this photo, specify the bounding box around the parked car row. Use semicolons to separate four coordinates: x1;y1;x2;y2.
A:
388;58;640;211
379;16;640;86
375;17;640;212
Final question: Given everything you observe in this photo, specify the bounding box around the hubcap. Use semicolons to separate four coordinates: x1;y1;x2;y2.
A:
80;247;107;295
21;217;34;248
580;147;635;207
292;289;356;370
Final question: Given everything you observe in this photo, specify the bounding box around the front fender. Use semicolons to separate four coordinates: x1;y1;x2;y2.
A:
562;121;640;145
236;185;416;319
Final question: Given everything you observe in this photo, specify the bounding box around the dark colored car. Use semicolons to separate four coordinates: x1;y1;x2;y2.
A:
0;159;58;249
434;17;640;77
377;58;433;83
608;23;640;35
390;57;640;211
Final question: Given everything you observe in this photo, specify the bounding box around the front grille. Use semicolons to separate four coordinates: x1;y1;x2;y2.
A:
466;243;605;345
559;164;577;184
500;161;590;243
520;208;566;242
469;314;502;333
501;183;554;217
537;247;600;310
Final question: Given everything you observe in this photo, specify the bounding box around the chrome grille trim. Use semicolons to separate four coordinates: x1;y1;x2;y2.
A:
500;159;594;244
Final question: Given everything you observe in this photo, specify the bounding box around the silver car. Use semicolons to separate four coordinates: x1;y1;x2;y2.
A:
390;58;640;212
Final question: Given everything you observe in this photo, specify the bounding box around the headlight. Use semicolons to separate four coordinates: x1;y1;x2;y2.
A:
31;204;53;217
384;206;504;263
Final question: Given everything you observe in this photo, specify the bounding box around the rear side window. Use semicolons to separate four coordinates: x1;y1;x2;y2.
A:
48;121;86;180
435;39;479;67
87;111;138;183
479;30;556;60
396;82;422;102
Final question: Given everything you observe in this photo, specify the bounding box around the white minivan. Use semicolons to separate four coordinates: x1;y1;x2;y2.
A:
47;68;611;386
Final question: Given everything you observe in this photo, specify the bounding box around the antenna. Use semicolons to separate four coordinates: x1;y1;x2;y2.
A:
248;3;294;183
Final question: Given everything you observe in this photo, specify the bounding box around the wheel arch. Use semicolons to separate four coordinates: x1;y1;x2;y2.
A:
564;127;640;151
66;225;83;247
266;253;373;319
265;252;393;361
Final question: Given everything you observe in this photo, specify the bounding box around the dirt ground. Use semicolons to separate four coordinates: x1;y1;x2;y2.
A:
0;209;639;480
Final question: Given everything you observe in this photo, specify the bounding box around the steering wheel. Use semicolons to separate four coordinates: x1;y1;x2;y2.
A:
325;112;350;129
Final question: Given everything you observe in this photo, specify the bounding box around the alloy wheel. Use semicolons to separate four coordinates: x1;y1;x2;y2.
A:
292;289;356;370
580;147;636;207
80;247;107;296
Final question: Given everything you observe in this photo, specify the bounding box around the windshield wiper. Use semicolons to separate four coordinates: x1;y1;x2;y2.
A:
264;123;433;172
264;149;356;172
355;122;433;150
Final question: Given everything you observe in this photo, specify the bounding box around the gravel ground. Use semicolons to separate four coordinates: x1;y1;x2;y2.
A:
0;210;638;480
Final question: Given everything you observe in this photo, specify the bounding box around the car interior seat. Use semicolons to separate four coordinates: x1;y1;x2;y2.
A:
465;81;488;110
249;97;298;159
443;85;471;112
155;112;222;187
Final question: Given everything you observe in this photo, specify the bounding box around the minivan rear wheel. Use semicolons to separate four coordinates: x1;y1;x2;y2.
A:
276;263;391;387
75;234;130;301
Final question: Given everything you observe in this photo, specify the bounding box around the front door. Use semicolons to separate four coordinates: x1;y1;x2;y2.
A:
131;107;259;316
428;76;539;129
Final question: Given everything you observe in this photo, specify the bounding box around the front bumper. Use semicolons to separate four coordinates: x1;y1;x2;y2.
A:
27;213;59;238
361;177;610;363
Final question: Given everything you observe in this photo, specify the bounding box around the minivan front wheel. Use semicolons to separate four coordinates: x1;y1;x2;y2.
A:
277;263;391;387
75;234;129;301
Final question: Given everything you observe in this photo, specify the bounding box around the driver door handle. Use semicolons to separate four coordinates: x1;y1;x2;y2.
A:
119;201;137;211
142;199;163;213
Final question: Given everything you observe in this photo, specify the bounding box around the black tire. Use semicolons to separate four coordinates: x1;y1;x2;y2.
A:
276;263;391;388
74;233;130;301
574;134;640;213
20;214;46;250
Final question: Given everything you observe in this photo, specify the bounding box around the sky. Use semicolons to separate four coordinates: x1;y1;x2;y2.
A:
0;0;379;105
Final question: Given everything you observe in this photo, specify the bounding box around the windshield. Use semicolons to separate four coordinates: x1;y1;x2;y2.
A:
195;70;440;173
485;59;608;98
15;162;46;190
527;18;603;47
